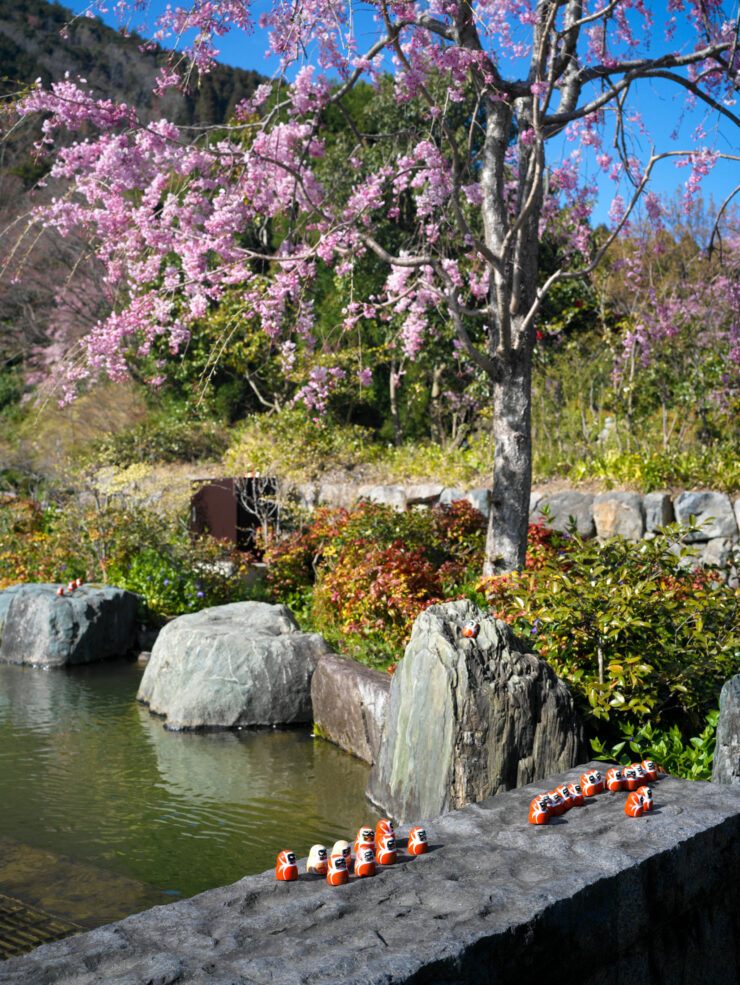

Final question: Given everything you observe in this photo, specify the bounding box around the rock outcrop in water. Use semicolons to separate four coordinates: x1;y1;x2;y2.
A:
367;599;586;821
137;601;332;729
0;583;139;667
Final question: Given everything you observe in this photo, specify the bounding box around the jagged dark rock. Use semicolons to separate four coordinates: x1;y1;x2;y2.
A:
366;599;587;822
713;673;740;784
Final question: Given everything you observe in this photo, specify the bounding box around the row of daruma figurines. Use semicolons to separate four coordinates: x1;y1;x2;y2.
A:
528;760;665;824
56;578;83;596
276;819;428;885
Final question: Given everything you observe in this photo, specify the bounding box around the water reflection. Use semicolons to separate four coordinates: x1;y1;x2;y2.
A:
0;660;379;924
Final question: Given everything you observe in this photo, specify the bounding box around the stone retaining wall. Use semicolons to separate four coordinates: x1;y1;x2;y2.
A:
301;481;740;583
2;764;739;985
311;654;390;765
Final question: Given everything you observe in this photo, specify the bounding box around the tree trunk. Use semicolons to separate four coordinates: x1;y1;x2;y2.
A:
484;348;532;575
389;359;402;447
429;364;443;445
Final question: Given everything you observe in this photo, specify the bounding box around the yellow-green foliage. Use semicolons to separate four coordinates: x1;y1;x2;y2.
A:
89;463;195;516
224;407;381;480
566;448;740;494
9;383;147;478
223;405;492;486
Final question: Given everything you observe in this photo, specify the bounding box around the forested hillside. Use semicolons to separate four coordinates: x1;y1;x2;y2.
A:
0;0;265;127
0;0;267;438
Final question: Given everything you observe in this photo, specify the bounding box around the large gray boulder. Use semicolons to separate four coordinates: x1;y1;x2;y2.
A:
367;599;586;822
137;601;331;730
674;490;738;541
437;486;465;507
0;583;139;668
310;654;391;764
465;487;490;517
713;674;740;784
531;490;595;537
317;483;356;509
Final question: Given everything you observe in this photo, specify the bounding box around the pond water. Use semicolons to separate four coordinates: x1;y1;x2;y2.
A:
0;660;379;930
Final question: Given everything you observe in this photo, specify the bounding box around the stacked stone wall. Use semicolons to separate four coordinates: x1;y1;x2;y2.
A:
299;481;740;585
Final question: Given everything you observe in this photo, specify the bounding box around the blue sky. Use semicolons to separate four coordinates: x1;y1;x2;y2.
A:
67;0;739;230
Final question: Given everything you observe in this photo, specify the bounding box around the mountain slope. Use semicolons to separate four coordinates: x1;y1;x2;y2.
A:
0;0;266;127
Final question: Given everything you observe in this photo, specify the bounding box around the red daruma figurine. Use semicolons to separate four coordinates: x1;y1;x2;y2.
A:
567;782;584;807
528;795;550;825
556;783;574;811
375;818;394;844
354;846;376;878
275;850;298;881
376;833;397;865
624;791;644;817
354;826;375;857
637;785;654;811
606;767;625;792
546;789;566;816
641;760;658;783
622;766;640;791
408;827;428;855
580;770;604;797
327;854;349;886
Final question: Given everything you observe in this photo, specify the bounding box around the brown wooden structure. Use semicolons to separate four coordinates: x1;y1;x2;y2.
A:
190;474;278;551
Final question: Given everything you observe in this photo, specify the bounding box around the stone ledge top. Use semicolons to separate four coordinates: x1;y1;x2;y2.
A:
2;763;739;985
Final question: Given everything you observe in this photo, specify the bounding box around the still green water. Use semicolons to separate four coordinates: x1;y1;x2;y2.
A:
0;660;379;928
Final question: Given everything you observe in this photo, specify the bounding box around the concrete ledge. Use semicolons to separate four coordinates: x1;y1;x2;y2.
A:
2;763;739;985
311;654;391;764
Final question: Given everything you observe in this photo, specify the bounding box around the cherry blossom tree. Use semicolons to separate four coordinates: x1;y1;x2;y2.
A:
3;0;740;572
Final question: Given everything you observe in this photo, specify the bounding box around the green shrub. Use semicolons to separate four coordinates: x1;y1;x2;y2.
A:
0;496;256;619
477;521;740;742
591;711;719;781
89;406;229;466
222;404;495;486
224;406;379;480
106;539;256;619
564;447;740;493
261;500;487;666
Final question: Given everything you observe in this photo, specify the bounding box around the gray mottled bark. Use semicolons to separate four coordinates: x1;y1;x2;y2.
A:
484;348;533;574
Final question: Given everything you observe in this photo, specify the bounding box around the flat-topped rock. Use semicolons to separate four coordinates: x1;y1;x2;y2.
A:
311;654;391;764
2;764;739;985
674;490;738;541
593;491;645;540
0;583;139;667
